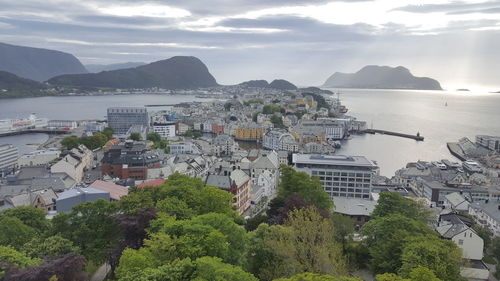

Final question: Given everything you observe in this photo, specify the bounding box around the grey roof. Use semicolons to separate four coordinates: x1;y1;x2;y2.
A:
292;154;377;168
333;198;376;216
437;223;468;239
57;187;108;200
445;192;469;209
206;174;231;190
470;200;500;222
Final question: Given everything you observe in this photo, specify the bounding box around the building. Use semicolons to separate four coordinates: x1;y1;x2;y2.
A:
212;134;238;157
107;107;149;135
235;123;265;141
101;141;161;180
205;169;252;215
262;130;299;152
476;135;500;153
168;142;201;155
18;149;60;167
50;145;93;182
0;144;18;169
1;189;58;211
47;120;78;129
333;197;376;229
444;192;470;211
177;123;190;135
85;122;106;133
56;187;110;213
89;180;129;201
469;200;500;236
292;154;378;199
152;122;176;138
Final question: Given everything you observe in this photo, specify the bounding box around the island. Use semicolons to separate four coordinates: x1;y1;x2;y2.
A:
322;65;442;90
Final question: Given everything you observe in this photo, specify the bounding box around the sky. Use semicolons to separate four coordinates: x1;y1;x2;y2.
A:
1;0;500;89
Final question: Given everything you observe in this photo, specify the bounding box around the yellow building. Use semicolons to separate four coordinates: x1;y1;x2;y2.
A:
291;96;318;109
235;124;265;140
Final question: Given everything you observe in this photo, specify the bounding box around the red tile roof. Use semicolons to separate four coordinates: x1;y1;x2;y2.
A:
137;179;166;188
89;180;128;200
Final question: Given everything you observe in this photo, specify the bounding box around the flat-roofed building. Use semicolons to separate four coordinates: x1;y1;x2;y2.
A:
292;154;377;199
152;122;176;138
107;107;149;135
0;144;18;169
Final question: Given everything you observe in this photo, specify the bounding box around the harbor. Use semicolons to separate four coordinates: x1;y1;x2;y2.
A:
361;129;424;141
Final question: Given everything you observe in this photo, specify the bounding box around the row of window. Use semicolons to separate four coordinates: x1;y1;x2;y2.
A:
325;187;370;193
327;192;370;199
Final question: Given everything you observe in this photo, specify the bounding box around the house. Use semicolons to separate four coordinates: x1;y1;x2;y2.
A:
333;197;377;229
437;213;483;260
56;187;110;213
1;189;58;211
50;145;93;182
89;180;129;201
205;169;252;215
469;200;500;236
444;192;470;211
18;149;60;167
212;134;238;157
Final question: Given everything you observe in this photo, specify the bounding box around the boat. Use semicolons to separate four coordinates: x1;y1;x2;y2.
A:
0;114;48;133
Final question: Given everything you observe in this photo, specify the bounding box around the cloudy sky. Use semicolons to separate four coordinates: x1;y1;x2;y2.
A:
1;0;500;89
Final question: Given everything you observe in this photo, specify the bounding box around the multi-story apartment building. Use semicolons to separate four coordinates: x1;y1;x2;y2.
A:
152;122;176;138
205;169;252;215
235;123;265;141
107;107;149;135
262;130;299;152
292;154;377;199
0;144;18;169
476;135;500;153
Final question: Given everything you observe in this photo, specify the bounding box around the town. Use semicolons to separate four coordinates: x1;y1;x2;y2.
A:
1;85;500;281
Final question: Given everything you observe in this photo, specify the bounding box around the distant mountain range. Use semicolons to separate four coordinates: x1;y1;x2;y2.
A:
0;42;88;82
85;62;147;73
49;56;218;89
0;71;49;98
239;79;297;90
323;65;442;90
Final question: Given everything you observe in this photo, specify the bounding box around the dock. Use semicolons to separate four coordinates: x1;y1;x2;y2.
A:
0;129;71;137
361;129;424;141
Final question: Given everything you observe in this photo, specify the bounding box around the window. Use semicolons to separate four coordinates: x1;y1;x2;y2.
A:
458;239;464;245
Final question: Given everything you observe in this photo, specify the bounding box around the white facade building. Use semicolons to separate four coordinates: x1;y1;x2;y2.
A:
152;122;176;138
262;130;299;152
292;154;377;199
18;149;60;167
0;144;18;169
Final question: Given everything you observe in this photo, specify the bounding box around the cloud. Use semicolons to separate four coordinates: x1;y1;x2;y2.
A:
394;1;500;14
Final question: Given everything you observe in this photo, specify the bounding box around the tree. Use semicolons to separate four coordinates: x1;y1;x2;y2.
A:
102;127;114;139
60;136;79;150
473;225;493;250
399;236;464;281
371;192;431;223
50;199;120;264
129;132;142;141
22;235;80;259
147;133;162;143
0;246;40;278
331;213;354;250
376;267;443;281
0;216;37;249
360;214;434;273
194;256;258;281
278;166;333;211
2;206;49;232
266;194;330;225
263;104;281;114
274;272;362;281
271;114;285;128
248;207;347;280
7;253;87;281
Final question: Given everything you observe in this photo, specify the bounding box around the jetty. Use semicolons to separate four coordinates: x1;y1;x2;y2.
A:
0;129;70;137
361;129;424;141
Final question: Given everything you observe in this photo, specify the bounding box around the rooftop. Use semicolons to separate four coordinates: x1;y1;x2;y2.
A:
333;198;376;216
292;154;377;168
89;180;128;200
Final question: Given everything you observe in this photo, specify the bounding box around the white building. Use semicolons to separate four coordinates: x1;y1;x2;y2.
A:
168;142;201;155
476;135;500;153
0;144;18;169
437;213;484;260
262;130;299;152
469;200;500;236
47;120;78;129
152;122;176;138
50;145;93;182
177;123;190;135
18;149;60;167
212;134;238;156
292;154;377;200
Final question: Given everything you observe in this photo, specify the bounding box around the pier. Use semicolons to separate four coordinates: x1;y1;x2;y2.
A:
0;129;71;137
361;129;424;141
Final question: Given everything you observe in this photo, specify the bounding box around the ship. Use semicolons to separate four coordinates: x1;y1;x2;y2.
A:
0;114;48;133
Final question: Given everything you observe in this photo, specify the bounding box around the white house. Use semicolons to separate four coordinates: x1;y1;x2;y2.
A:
437;213;484;260
50;145;92;182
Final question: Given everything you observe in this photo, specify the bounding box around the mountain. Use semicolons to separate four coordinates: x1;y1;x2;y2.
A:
238;80;270;88
269;79;297;90
85;62;147;73
0;71;49;98
322;65;442;90
0;42;87;82
48;56;218;89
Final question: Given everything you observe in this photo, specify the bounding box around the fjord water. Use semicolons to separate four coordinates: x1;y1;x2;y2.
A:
1;90;499;176
331;89;500;176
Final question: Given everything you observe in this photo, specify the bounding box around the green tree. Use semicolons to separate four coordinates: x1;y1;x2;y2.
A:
371;192;431;223
331;213;354;250
0;245;40;277
22;235;80;259
263;104;281;114
93;132;109;147
102;127;115;139
376;267;443;281
473;225;493;250
360;214;434;273
147;133;162;143
194;256;258;281
0;216;37;249
2;206;49;232
119;189;155;215
61;135;80;150
271;114;285;128
274;272;362;281
50;199;120;263
279;166;333;210
399;236;464;281
129;132;142;141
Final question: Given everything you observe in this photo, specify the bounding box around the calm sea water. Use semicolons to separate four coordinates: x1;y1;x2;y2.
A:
1;91;499;176
329;89;500;176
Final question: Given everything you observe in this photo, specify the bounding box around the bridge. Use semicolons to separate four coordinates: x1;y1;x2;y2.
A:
361;129;424;141
0;129;71;137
